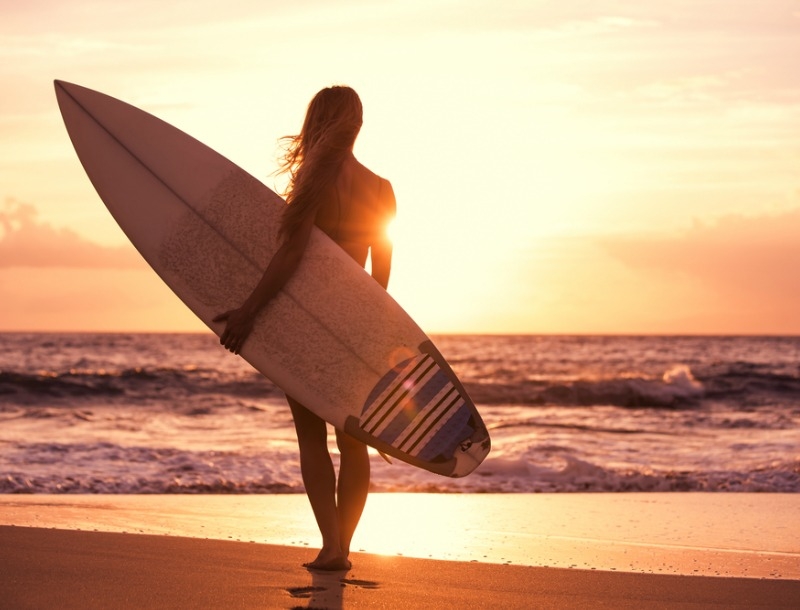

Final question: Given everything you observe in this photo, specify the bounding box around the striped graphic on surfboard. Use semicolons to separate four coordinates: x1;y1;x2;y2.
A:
360;354;472;462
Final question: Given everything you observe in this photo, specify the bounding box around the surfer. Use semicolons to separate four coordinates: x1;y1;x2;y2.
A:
214;86;396;571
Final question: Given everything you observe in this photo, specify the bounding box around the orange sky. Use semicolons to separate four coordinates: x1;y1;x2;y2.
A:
2;1;800;334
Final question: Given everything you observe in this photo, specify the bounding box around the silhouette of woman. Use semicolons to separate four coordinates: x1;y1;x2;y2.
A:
214;86;396;570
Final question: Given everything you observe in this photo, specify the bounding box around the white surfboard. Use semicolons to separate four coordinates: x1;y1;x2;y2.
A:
55;80;490;477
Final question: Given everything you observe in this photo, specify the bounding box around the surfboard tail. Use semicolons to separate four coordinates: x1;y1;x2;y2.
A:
346;341;490;478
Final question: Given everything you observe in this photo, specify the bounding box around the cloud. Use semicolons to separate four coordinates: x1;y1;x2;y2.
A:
1;267;203;332
601;208;800;307
0;199;143;269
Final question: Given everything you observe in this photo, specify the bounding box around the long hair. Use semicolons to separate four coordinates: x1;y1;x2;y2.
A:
277;86;363;238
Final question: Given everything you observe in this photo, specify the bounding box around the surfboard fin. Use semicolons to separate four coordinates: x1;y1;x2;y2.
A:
377;450;393;465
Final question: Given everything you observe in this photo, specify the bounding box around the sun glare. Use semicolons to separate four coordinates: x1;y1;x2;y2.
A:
354;493;476;559
384;216;397;243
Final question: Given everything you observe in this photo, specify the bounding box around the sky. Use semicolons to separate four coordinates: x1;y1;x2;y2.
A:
2;0;799;334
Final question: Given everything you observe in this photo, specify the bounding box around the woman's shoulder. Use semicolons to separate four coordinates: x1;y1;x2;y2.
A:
350;160;395;208
351;158;387;183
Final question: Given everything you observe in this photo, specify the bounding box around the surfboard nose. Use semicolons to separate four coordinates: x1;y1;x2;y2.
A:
54;80;77;96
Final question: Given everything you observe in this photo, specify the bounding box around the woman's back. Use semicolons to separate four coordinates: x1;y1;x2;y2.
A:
314;155;395;268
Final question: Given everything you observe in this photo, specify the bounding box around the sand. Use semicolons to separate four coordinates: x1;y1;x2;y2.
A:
1;493;798;609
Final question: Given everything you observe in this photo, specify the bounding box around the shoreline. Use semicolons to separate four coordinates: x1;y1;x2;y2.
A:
1;493;798;608
1;493;797;579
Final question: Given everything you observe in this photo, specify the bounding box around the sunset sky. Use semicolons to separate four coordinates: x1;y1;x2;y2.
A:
2;0;799;334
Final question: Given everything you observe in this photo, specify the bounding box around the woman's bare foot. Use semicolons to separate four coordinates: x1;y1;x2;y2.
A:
302;548;351;571
303;556;351;571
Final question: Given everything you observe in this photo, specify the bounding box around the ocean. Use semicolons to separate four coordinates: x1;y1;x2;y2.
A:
1;333;798;494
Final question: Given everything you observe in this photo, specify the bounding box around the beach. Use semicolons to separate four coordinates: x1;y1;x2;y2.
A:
2;493;799;608
2;333;799;606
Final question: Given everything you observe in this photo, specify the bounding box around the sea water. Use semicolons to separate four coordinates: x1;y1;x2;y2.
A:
1;333;798;493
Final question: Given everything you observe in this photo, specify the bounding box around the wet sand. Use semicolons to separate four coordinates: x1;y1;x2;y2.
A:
1;494;798;608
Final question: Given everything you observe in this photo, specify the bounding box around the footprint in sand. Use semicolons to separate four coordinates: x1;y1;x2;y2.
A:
286;585;327;598
341;578;380;589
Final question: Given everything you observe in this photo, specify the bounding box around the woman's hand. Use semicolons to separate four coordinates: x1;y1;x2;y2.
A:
213;306;256;355
212;212;314;356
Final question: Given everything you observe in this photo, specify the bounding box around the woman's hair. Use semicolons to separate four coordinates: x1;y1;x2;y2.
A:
277;86;363;238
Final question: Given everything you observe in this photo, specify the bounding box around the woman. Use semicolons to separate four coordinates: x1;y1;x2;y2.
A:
213;86;396;571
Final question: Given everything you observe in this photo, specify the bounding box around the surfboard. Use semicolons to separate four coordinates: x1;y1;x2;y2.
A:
54;80;490;477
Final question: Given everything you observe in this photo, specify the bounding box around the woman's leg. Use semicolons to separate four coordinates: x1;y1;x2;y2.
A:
335;429;370;558
287;396;349;570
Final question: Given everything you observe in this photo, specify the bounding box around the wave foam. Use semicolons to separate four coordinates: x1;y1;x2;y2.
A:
466;365;706;408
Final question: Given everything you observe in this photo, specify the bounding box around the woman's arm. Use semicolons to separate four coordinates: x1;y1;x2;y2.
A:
213;212;315;354
370;179;396;290
371;238;392;290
